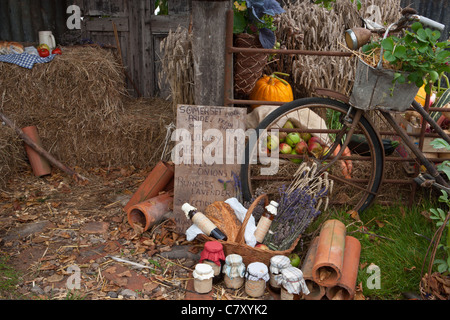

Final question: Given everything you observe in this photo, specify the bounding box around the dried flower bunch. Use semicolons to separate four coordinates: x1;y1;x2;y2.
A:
264;163;333;251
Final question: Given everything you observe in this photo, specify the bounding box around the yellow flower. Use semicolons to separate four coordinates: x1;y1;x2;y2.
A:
234;1;247;11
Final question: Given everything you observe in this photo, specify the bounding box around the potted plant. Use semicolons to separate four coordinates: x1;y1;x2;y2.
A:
233;0;285;49
349;21;450;112
232;0;285;96
361;22;450;93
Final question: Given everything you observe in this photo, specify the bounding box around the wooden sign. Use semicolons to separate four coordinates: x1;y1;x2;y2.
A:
172;105;247;233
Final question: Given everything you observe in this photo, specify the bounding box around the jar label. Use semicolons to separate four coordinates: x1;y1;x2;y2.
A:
254;216;272;243
192;213;217;235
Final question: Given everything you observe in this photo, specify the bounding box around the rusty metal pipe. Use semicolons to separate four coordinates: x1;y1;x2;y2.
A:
229;46;352;57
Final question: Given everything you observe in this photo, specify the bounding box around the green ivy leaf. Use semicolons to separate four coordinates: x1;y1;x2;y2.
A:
233;11;247;34
437;50;450;60
426;28;441;42
394;45;407;58
381;38;394;51
383;51;396;63
393;72;405;83
437;262;448;273
437;161;450;180
411;22;423;33
429;70;440;83
417;28;428;42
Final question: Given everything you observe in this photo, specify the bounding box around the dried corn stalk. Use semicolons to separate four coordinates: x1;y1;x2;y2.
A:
158;26;195;108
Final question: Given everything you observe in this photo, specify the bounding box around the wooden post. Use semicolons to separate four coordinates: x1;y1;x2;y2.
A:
191;0;231;106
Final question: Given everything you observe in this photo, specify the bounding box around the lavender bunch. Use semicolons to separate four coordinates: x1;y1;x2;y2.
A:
264;172;330;251
231;171;243;204
264;186;326;250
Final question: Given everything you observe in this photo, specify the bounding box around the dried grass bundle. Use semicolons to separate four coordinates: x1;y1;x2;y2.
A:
0;46;127;125
159;26;195;108
0;125;27;186
0;46;174;186
272;0;402;97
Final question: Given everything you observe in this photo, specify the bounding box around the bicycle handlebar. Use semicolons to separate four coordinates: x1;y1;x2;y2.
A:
411;15;445;31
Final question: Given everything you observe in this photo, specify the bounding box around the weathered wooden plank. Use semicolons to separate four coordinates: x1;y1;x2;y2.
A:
83;0;127;16
139;0;155;97
169;0;191;14
54;0;68;41
85;17;129;32
173;105;247;233
191;0;230;106
146;14;190;34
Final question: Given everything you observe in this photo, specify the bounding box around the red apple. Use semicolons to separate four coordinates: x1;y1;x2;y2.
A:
294;140;308;154
255;243;270;251
300;132;312;142
279;142;292;154
308;136;321;145
308;141;323;158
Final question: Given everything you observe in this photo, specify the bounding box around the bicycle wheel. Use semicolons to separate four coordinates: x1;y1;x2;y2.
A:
240;97;384;214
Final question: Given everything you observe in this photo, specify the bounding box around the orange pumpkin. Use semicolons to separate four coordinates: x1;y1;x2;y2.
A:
249;72;294;109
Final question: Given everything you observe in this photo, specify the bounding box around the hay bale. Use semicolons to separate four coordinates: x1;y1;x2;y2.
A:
0;46;126;126
0;125;27;186
0;46;175;186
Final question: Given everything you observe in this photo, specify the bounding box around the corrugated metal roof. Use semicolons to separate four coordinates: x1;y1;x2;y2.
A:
401;0;449;40
0;0;71;42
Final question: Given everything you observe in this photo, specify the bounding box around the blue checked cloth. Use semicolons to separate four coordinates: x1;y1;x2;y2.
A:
0;53;56;69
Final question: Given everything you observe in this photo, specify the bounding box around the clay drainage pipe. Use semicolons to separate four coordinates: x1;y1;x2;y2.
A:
301;237;326;300
326;236;361;300
127;192;173;233
123;161;174;212
21;125;52;177
312;219;346;287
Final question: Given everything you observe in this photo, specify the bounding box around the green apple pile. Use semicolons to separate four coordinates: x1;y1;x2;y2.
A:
268;120;324;164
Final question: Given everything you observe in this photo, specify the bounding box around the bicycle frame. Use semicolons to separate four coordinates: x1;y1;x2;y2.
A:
311;87;450;190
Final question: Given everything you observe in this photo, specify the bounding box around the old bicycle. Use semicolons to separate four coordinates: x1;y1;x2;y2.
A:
239;10;450;214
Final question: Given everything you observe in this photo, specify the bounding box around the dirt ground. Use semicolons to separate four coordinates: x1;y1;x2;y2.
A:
0;166;276;301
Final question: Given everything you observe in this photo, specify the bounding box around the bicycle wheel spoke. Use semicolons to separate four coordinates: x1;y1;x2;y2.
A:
242;98;384;214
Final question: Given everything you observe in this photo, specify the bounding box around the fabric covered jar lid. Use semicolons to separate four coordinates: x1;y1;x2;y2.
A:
200;241;225;266
225;254;243;266
280;267;310;295
246;262;269;282
224;254;245;279
204;241;224;253
269;255;291;274
193;263;214;280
